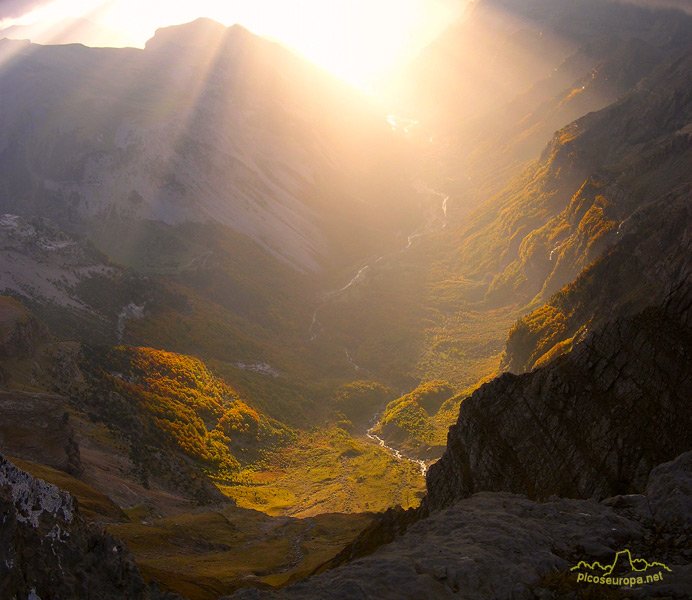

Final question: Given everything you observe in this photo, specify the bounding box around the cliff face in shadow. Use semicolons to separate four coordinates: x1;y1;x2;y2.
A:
424;277;692;512
0;391;82;477
0;455;179;600
225;450;692;600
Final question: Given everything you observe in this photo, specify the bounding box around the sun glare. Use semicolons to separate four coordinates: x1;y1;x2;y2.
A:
3;0;462;94
217;0;426;92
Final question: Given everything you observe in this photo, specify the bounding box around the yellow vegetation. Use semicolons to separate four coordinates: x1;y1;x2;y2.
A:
94;346;292;476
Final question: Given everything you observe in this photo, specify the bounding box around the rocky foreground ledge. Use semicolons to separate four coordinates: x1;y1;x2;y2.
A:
227;451;692;599
1;414;690;600
0;455;178;600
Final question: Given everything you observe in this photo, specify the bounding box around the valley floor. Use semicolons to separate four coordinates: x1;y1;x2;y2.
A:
214;428;426;518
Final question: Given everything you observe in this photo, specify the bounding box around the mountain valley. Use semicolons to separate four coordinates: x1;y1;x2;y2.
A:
1;0;692;598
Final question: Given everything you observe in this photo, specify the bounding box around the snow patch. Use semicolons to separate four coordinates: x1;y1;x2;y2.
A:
117;303;145;341
234;362;281;378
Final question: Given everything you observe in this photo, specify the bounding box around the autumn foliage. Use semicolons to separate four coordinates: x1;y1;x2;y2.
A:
93;346;292;475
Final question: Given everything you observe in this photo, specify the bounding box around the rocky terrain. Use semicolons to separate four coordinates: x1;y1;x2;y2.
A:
3;275;691;599
0;215;163;345
425;277;692;511
0;215;114;311
499;51;692;372
0;391;82;476
0;454;179;600
0;0;691;598
226;278;692;598
0;20;417;274
314;0;692;394
225;450;692;599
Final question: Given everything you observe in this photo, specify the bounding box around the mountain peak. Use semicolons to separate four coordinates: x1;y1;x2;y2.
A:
145;17;236;54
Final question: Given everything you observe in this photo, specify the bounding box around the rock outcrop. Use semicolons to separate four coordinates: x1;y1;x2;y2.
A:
0;214;122;314
0;455;178;600
0;391;83;476
226;450;692;599
0;214;168;346
424;278;692;512
0;295;49;358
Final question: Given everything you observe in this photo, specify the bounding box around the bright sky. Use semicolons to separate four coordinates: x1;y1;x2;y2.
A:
3;0;465;93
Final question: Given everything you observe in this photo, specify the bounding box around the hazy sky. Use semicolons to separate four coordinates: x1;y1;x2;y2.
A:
0;0;467;92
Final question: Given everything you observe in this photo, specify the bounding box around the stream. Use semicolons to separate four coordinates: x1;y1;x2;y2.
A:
366;416;430;477
308;150;449;477
308;178;448;343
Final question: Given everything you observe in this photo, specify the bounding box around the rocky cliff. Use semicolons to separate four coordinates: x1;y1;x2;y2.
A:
0;455;178;600
483;44;692;312
0;295;49;359
225;450;692;599
449;39;692;372
0;391;83;477
424;277;692;512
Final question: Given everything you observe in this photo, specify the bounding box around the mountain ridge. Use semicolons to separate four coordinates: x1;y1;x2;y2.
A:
1;3;692;598
0;19;418;275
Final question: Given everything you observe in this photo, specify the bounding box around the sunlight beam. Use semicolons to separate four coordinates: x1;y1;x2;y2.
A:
2;0;467;94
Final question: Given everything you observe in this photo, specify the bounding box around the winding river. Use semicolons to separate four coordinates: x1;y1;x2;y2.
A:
308;153;449;477
366;419;429;477
308;179;448;343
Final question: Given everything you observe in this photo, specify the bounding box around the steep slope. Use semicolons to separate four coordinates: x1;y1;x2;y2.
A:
76;345;292;487
391;0;692;216
424;276;692;511
312;1;692;398
226;450;692;599
0;215;332;425
445;43;692;311
0;20;417;274
0;293;49;359
0;390;82;476
0;214;163;344
401;0;691;130
0;221;427;518
0;455;179;599
454;35;666;200
502;46;692;371
0;22;427;435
